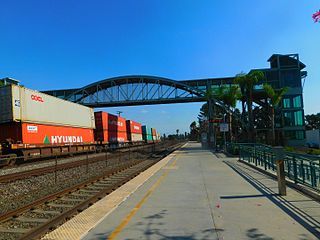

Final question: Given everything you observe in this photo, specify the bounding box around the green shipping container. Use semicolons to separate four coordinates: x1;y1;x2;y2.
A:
142;126;153;142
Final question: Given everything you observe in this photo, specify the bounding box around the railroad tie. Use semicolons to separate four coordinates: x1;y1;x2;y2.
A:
47;203;74;208
71;192;93;197
32;209;61;215
60;197;84;202
93;182;112;187
15;217;48;223
0;227;30;234
80;189;101;193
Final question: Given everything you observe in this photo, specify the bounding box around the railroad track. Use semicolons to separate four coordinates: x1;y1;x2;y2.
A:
0;142;184;240
0;141;157;170
0;142;160;183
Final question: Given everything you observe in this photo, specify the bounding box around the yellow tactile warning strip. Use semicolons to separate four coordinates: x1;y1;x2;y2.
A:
41;145;186;240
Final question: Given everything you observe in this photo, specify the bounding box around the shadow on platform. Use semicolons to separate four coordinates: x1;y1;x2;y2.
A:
91;210;275;240
224;161;320;239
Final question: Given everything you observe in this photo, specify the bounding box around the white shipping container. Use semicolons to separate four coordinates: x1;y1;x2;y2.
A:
0;85;95;129
306;130;320;148
131;133;143;142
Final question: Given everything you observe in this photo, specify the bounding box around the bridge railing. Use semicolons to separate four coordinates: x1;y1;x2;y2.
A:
226;142;320;192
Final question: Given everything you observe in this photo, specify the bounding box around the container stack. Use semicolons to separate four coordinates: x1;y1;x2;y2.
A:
157;132;161;141
94;112;128;144
142;126;153;143
126;120;143;143
0;84;95;145
151;128;157;142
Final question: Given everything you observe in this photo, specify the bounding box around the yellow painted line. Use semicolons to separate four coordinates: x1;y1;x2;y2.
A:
108;156;179;240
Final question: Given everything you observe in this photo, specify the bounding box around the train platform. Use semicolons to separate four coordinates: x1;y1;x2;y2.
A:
43;142;320;240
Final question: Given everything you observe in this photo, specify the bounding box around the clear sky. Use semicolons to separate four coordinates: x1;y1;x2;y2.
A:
1;1;319;135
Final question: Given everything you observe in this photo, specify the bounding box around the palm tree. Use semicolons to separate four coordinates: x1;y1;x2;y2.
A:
189;121;199;141
215;85;241;141
234;70;265;142
234;72;247;123
263;84;288;145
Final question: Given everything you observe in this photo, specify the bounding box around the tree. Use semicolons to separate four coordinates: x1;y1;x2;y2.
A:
232;108;243;142
305;113;320;130
234;72;247;124
234;70;265;142
176;129;179;136
189;121;199;141
263;84;288;145
215;85;241;141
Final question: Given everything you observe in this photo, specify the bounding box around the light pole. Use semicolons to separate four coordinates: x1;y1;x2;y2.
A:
116;111;123;117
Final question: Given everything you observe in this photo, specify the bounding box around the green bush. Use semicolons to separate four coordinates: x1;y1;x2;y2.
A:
284;146;295;152
307;148;320;155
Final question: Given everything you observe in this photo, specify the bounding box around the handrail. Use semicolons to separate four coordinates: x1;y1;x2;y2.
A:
226;142;320;192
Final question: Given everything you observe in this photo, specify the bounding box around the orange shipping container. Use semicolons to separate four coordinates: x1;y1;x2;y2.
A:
0;122;94;145
109;130;128;143
94;129;108;142
94;112;126;132
151;128;157;136
126;120;142;134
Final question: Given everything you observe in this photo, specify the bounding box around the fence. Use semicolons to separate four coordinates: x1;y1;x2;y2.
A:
226;142;320;192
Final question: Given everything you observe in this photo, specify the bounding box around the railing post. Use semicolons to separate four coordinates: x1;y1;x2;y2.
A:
301;160;305;183
274;146;286;196
264;150;267;171
293;156;298;184
310;162;316;188
254;146;257;166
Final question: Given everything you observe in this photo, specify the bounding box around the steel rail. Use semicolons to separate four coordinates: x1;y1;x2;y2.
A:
0;142;185;239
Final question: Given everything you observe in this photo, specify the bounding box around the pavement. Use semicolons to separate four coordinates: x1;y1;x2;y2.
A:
50;142;320;240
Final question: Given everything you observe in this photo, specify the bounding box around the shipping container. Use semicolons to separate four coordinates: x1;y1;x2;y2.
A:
142;126;153;142
126;120;143;142
0;85;95;129
94;111;126;131
151;128;157;136
94;111;128;144
94;129;108;143
142;126;152;136
130;133;143;142
109;130;128;143
0;122;94;145
126;120;142;134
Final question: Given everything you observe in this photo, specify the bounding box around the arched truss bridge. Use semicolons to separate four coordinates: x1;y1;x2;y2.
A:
43;75;225;108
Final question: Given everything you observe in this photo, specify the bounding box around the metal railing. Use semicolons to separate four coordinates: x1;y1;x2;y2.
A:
226;142;320;192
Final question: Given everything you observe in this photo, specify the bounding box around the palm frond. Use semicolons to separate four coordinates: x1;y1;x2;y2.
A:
273;87;288;106
263;84;275;98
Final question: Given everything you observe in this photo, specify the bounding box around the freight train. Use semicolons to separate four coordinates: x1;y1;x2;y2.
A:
0;83;161;163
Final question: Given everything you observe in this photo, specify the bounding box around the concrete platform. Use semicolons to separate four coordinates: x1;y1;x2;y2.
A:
44;142;320;240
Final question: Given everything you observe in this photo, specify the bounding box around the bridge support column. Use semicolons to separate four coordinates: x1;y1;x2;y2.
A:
208;99;215;149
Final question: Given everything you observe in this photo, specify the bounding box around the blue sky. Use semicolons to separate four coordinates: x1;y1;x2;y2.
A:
1;1;319;135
